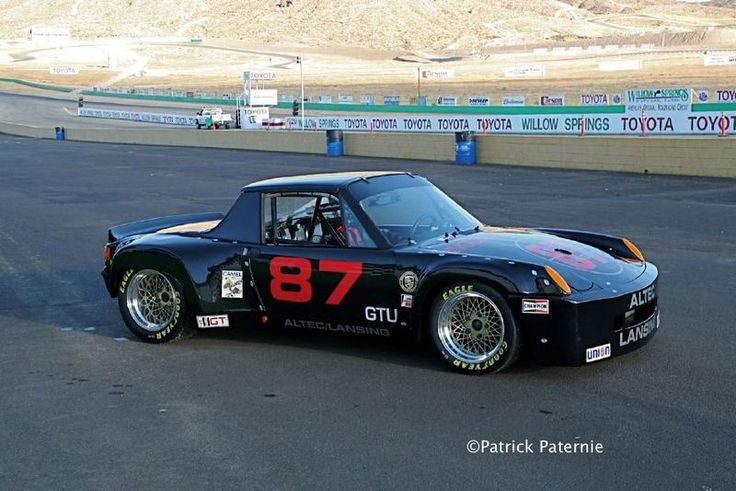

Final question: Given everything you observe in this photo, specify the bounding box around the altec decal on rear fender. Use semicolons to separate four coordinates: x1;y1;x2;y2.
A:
521;298;549;314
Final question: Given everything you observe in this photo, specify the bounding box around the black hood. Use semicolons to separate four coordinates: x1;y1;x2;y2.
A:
413;227;646;291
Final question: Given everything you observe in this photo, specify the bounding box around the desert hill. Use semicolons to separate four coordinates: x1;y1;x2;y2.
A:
1;0;735;51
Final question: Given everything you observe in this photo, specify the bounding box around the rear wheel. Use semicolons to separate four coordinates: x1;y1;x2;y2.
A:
429;282;520;374
117;268;193;343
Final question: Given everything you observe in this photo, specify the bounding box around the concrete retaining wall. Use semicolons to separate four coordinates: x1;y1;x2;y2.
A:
0;122;54;139
63;127;326;154
475;135;736;178
1;122;734;178
344;133;455;161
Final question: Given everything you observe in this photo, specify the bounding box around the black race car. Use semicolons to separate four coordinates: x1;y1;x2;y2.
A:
102;171;659;374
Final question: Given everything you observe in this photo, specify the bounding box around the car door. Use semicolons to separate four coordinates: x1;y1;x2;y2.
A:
248;191;407;337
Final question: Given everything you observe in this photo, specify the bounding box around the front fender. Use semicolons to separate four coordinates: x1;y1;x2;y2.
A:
413;258;549;320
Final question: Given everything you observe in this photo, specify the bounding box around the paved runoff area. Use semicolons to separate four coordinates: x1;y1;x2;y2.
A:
0;134;734;489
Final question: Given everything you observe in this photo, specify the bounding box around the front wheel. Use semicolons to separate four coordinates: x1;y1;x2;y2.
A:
429;282;520;374
117;268;193;343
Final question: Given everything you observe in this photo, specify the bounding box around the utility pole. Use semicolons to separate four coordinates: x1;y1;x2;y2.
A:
297;56;305;131
416;67;421;100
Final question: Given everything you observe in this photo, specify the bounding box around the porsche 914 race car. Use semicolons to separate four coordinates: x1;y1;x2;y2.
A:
102;171;659;374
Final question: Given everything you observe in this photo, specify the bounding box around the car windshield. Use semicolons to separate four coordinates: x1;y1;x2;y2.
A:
358;183;481;246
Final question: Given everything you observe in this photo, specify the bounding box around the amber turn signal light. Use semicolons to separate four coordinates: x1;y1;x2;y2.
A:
544;265;572;295
622;238;645;262
103;245;112;262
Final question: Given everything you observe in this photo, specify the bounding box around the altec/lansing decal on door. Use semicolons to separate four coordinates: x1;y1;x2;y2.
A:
521;299;549;314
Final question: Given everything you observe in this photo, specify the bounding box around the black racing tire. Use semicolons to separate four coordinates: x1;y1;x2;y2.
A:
117;268;194;343
429;281;520;374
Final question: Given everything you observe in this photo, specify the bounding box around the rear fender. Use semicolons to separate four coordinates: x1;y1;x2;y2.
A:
109;250;200;312
108;212;224;242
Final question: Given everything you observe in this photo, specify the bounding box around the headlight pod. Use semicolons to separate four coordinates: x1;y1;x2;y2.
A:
543;265;572;295
622;238;645;262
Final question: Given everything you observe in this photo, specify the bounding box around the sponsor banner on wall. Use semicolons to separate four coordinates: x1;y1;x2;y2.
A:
626;87;690;114
240;107;269;129
421;69;454;79
436;96;457;106
580;94;609;105
540;95;565;106
280;94;295;103
79;105;736;136
317;95;333;103
78;107;196;126
696;89;709;102
468;96;490;106
338;95;353;104
704;53;736;66
715;89;736;102
504;66;545;78
599;60;642;71
281;110;736;136
612;93;623;104
384;95;401;105
49;66;79;75
502;95;525;106
360;95;376;105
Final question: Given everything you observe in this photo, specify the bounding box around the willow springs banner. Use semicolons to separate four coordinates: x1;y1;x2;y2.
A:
282;111;736;135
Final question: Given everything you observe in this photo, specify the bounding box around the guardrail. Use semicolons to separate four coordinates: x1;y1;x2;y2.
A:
0;77;74;93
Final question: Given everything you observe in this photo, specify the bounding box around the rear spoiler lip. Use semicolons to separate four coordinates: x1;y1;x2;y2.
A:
107;212;225;242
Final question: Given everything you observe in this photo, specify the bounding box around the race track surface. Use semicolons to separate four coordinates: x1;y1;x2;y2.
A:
0;135;733;489
0;91;197;128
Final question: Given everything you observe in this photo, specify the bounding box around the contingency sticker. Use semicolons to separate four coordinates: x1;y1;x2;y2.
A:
521;299;549;314
585;343;611;363
197;315;230;329
221;270;243;299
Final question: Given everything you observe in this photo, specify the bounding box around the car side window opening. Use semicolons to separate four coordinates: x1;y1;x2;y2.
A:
262;193;375;248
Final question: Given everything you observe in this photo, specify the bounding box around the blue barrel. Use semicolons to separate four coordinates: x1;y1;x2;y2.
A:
455;131;476;165
55;127;65;141
326;130;344;157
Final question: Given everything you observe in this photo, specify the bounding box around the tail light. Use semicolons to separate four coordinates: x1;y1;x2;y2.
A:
103;245;113;262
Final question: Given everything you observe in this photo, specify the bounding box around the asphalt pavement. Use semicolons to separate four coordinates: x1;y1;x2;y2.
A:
0;135;734;490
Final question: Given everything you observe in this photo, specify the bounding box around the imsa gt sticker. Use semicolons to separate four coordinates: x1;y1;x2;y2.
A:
585;343;611;363
221;270;243;299
197;315;230;328
522;299;549;314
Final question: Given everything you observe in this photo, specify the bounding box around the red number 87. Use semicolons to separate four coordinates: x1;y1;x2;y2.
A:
269;257;362;305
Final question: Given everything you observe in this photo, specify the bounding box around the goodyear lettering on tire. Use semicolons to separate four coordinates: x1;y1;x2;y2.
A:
451;341;508;371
